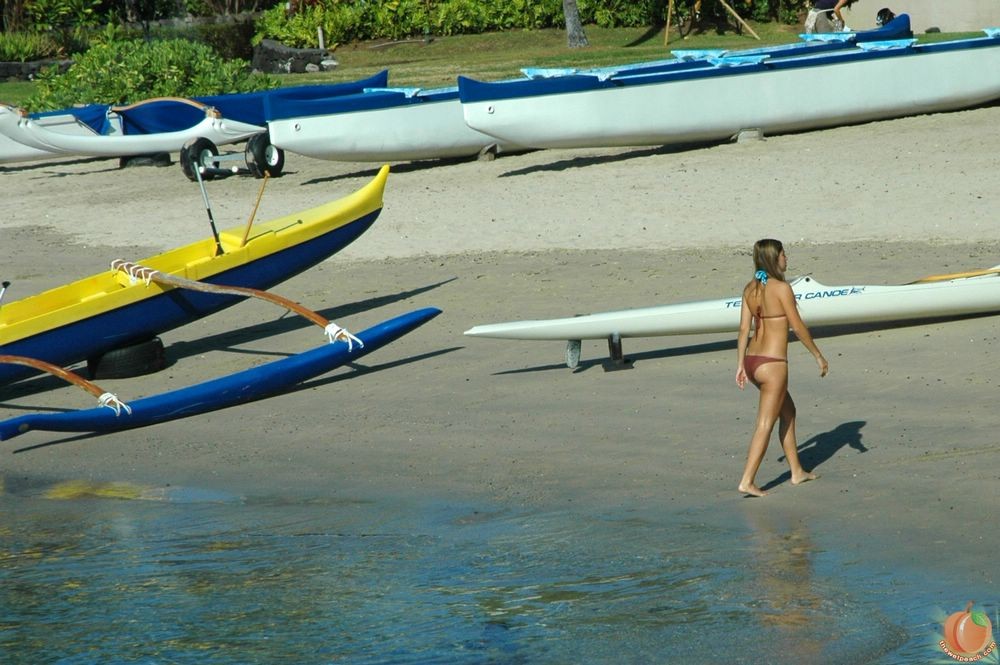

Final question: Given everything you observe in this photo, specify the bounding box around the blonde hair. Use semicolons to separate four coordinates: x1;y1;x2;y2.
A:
753;238;785;282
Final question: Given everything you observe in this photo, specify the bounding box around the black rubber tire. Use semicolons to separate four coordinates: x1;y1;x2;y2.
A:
180;137;220;182
87;337;166;380
245;132;284;178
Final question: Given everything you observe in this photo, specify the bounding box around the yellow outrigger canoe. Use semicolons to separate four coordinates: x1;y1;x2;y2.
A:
0;165;389;386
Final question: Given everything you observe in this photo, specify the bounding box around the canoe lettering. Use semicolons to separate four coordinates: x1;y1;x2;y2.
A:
802;287;866;300
724;286;863;308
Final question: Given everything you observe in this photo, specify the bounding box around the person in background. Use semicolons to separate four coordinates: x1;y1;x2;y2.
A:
875;7;895;26
735;239;828;497
805;0;860;33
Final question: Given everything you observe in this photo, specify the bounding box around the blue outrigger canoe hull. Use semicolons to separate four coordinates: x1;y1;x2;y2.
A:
0;210;380;387
0;307;441;440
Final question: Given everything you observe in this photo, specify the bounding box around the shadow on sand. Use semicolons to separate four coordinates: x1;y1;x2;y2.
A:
762;420;869;491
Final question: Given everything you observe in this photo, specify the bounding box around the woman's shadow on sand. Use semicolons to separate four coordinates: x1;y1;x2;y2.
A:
762;421;868;492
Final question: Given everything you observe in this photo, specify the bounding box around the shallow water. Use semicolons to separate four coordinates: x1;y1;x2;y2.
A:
0;477;988;664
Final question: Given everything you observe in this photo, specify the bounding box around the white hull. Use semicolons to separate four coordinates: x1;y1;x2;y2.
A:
465;274;1000;341
0;107;262;157
461;38;1000;150
268;97;512;162
0;107;99;164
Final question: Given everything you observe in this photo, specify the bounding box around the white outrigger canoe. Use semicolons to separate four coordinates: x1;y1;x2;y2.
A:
464;268;1000;367
0;101;262;158
0;103;109;164
265;85;522;162
458;30;1000;151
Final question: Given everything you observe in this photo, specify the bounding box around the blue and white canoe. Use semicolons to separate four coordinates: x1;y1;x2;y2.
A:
465;267;1000;366
0;307;441;440
265;84;523;162
459;29;1000;151
0;71;388;162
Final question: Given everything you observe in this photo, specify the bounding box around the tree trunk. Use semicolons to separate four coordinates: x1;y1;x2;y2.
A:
3;0;29;32
562;0;589;48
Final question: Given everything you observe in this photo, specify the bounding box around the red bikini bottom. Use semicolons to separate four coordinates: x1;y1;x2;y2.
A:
744;355;787;384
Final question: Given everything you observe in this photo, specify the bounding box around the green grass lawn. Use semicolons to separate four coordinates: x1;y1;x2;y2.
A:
274;23;805;89
0;79;36;106
0;24;982;107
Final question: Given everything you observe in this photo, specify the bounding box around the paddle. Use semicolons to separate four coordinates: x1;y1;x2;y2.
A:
0;280;10;306
909;265;1000;284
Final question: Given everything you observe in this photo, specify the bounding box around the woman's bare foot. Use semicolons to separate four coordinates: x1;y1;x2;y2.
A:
791;470;818;485
738;482;767;497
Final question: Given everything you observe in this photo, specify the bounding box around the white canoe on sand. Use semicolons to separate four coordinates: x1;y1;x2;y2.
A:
459;31;1000;151
464;268;1000;367
265;86;521;162
0;102;262;157
0;105;106;164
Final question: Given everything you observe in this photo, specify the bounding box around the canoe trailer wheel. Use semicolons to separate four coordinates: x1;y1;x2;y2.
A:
179;134;284;181
180;137;220;182
245;132;285;178
87;337;166;380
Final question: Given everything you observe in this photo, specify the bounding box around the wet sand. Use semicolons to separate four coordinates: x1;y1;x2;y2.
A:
3;105;1000;586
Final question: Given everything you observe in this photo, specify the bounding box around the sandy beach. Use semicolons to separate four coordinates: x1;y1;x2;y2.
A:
3;104;999;649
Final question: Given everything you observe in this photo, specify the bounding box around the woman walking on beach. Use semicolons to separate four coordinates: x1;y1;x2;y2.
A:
735;239;828;497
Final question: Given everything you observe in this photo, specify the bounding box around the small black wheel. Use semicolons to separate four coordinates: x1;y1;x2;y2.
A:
87;337;166;380
180;137;220;182
245;132;284;178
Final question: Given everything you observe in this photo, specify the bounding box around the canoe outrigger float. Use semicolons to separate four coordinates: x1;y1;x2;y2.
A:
0;164;390;386
0;307;441;440
465;267;1000;368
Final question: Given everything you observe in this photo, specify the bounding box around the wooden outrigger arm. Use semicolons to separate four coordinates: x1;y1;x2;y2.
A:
110;261;364;349
0;354;131;415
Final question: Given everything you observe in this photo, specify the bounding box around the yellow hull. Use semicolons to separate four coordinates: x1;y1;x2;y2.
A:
1;165;388;347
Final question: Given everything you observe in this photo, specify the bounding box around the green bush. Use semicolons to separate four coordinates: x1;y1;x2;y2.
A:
25;0;100;52
368;0;429;40
580;0;660;28
433;0;488;36
25;30;277;111
483;0;562;30
255;5;318;47
251;0;812;46
0;31;62;61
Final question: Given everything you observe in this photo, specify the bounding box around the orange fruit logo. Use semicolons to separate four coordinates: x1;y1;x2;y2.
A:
942;602;995;658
